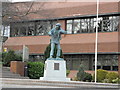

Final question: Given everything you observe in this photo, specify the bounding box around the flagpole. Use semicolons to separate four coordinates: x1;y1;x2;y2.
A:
95;0;99;83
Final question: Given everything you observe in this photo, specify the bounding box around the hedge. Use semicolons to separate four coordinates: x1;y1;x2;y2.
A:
27;62;44;79
93;69;108;82
77;65;92;82
106;72;119;83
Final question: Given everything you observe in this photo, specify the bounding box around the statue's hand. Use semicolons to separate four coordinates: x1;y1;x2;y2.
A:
60;30;67;34
48;31;53;36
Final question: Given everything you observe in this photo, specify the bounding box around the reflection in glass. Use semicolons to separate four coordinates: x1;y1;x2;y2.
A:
66;16;119;34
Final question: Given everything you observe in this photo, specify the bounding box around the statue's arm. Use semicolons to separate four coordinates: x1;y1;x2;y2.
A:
60;29;67;34
48;29;53;36
48;31;52;36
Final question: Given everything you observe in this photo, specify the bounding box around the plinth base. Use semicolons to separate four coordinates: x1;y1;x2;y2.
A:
40;77;70;81
40;59;70;81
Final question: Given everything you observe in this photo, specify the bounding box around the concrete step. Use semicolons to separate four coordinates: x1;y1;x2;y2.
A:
1;67;29;79
2;67;10;70
1;78;119;88
1;74;29;79
1;73;29;79
2;71;20;74
1;76;29;79
2;73;20;76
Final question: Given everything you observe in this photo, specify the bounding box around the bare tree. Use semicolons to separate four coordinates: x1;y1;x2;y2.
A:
1;2;46;53
2;2;56;25
1;1;57;54
2;2;34;24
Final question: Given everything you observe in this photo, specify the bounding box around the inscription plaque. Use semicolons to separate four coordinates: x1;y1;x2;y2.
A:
54;63;59;70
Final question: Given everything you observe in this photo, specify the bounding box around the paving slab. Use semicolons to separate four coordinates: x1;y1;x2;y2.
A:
1;78;119;89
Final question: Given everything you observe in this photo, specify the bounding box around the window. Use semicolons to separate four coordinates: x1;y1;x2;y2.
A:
36;21;57;35
64;54;89;70
13;27;19;37
66;15;119;34
112;16;119;31
11;20;57;37
66;18;97;34
36;23;46;35
92;55;118;71
3;26;10;37
112;66;118;71
20;27;27;36
28;26;34;36
81;19;88;33
103;66;111;70
72;58;81;70
93;66;101;70
97;16;119;32
66;20;73;34
73;19;80;34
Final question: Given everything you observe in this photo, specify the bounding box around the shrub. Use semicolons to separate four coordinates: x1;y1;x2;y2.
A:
44;43;63;60
66;69;70;76
83;72;92;82
27;62;44;79
106;72;119;83
93;69;108;82
2;50;22;66
102;79;109;83
72;76;79;81
112;78;120;83
77;65;85;81
77;65;92;82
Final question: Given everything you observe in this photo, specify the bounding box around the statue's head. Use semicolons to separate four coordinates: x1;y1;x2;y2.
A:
55;23;61;30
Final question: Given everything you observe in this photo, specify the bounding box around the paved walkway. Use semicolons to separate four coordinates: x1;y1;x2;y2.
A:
1;78;119;89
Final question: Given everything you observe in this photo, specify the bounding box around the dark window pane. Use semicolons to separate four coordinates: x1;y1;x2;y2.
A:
103;66;111;70
112;66;118;71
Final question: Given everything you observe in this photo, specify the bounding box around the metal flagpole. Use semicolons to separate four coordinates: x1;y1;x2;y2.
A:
95;0;99;83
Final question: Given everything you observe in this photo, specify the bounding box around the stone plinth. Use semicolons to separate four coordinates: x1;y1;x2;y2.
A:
40;59;70;81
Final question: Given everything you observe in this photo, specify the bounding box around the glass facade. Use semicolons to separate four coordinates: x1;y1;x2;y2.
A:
66;16;119;34
10;20;57;37
64;54;118;71
29;55;44;63
10;15;119;37
29;54;118;71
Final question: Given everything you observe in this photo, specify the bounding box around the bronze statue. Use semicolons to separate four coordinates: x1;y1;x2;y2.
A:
48;23;67;60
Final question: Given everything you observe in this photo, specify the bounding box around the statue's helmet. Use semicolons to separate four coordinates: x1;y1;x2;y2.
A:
56;23;61;27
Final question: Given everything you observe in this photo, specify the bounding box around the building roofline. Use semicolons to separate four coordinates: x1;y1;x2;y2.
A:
63;52;120;55
29;52;120;55
11;12;120;23
60;12;120;20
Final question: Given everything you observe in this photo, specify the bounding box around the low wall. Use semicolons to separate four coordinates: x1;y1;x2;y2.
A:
10;61;27;76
